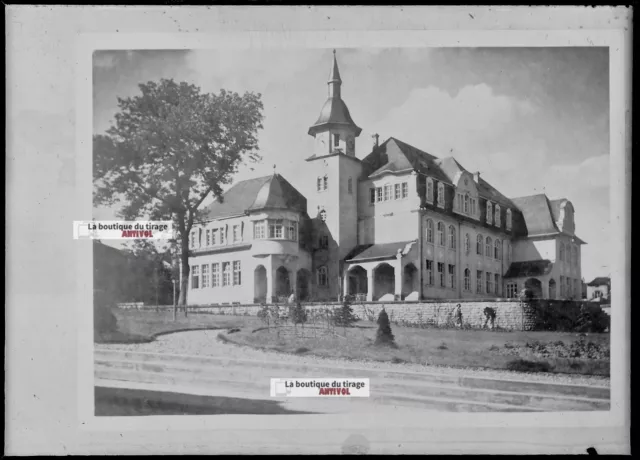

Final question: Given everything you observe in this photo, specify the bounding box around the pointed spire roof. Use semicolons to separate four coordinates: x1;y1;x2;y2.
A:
308;50;362;137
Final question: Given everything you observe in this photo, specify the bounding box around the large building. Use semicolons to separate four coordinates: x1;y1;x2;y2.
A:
185;51;586;305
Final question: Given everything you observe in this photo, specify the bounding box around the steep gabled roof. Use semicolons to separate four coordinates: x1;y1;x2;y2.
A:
202;174;307;220
587;277;610;287
510;194;559;236
504;260;554;278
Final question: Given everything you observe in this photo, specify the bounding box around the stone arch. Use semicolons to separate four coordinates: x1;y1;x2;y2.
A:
524;277;543;299
548;278;557;300
296;269;311;301
372;262;395;301
347;265;368;298
275;266;290;298
403;262;419;299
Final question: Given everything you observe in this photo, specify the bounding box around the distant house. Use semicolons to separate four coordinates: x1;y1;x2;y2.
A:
586;277;610;302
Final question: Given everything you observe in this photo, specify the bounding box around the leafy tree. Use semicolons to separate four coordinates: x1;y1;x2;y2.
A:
374;308;396;347
93;79;264;305
290;301;308;328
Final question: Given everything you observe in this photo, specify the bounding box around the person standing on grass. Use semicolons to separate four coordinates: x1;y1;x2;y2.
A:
454;303;463;328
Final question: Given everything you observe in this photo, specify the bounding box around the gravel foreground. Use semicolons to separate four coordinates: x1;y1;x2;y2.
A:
95;330;610;388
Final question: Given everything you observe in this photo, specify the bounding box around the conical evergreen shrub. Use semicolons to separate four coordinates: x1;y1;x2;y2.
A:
374;308;396;347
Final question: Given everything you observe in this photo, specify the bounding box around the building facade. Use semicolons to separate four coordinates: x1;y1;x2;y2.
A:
186;51;586;305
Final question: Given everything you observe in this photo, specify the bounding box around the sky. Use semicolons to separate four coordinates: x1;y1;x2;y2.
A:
93;47;610;282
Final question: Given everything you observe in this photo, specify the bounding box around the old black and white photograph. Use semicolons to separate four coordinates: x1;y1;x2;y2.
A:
92;46;612;415
6;5;631;456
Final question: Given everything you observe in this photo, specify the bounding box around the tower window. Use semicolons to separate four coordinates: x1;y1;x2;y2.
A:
317;175;328;192
320;209;327;222
317;266;328;286
334;133;340;147
323;175;328;190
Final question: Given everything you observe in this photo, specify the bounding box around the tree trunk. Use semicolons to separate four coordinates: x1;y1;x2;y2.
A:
178;234;190;312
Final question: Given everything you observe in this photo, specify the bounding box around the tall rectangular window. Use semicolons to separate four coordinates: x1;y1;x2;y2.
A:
269;220;283;239
253;221;265;239
317;266;328;286
376;187;383;202
211;229;217;245
190;232;196;249
333;133;340;147
448;264;456;289
219;228;225;245
464;269;471;291
222;262;231;287
402;182;408;198
323;175;328;190
233;225;240;242
233;261;241;286
426;179;434;202
425;260;433;285
317;177;322;192
205;229;211;247
494;274;500;296
191;265;200;289
394;183;401;200
384;184;391;201
288;221;298;241
211;263;220;287
369;188;376;204
506;282;517;298
486;271;493;294
476;270;483;294
201;264;210;288
437;262;445;287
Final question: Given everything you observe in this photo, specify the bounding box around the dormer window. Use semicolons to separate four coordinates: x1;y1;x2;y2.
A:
464;194;470;214
437;182;445;208
486;201;493;225
426;178;434;202
495;204;501;227
320;210;327;222
333;133;340;147
506;209;512;231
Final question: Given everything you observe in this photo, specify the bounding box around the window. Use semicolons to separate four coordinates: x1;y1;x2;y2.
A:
211;263;220;287
348;177;353;194
485;236;492;258
465;233;471;254
317;177;322;192
319;235;329;249
384;184;391;201
288;221;298;242
495;274;500;296
572;247;578;266
426;178;434;202
253;221;265;239
269;220;283;239
212;229;217;245
191;265;200;289
425;219;434;243
323;175;328;190
476;234;483;255
233;225;240;243
222;262;231;287
494;239;501;259
448;264;456;289
506;282;518;298
476;270;483;294
376;187;383;202
464;194;470;214
206;229;211;247
333;133;340;147
233;261;241;286
437;222;445;246
457;193;463;211
594;290;602;299
402;182;408;198
437;183;444;207
394;183;401;200
317;266;328;286
559;243;565;262
486;201;493;225
201;264;209;288
219;227;225;245
486;271;493;294
320;210;327;222
495;204;501;227
369;188;376;204
506;209;512;231
448;225;456;250
318;175;328;191
437;262;445;287
425;260;434;285
464;269;471;291
190;232;196;249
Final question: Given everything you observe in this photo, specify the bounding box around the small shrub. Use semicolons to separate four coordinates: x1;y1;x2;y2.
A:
437;342;448;350
506;359;552;373
374;308;396;347
290;302;308;326
333;297;359;327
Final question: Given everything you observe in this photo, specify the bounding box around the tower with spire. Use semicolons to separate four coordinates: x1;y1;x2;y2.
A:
306;50;363;299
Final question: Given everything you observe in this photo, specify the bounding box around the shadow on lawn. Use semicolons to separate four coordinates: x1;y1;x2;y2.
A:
94;386;315;416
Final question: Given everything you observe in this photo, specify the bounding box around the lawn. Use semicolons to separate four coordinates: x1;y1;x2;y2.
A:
95;308;264;344
220;321;610;377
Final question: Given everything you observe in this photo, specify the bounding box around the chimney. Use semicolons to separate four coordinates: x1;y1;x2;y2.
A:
372;133;379;148
473;171;481;183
